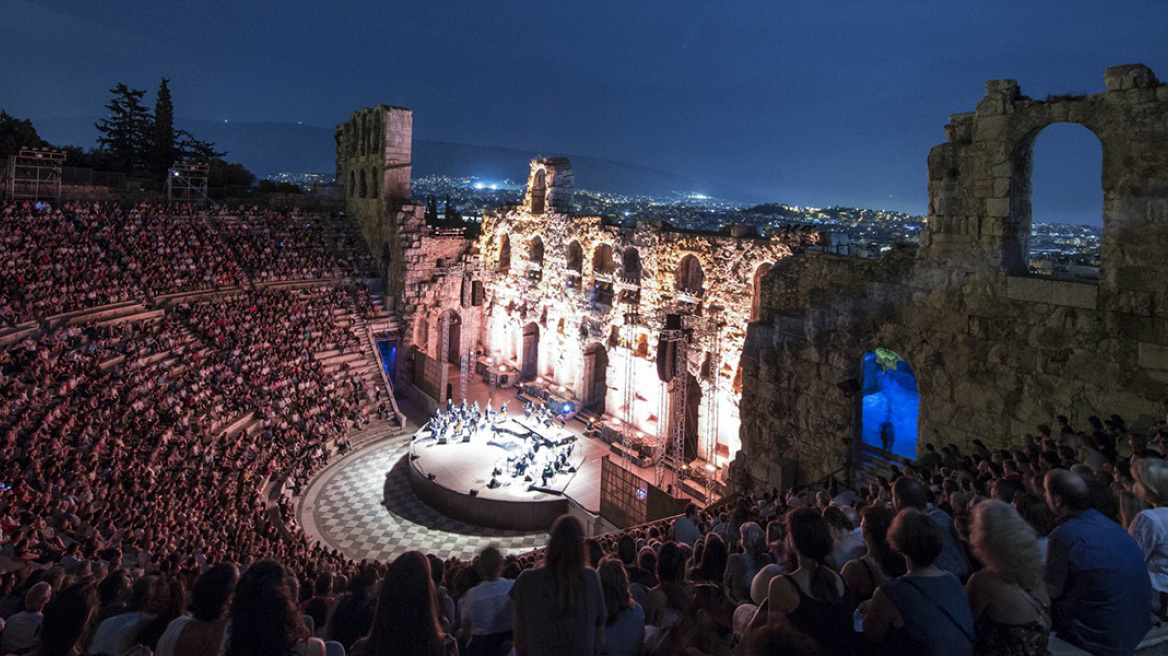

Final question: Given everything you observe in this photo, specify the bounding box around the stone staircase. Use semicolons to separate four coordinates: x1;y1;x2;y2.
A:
852;442;914;487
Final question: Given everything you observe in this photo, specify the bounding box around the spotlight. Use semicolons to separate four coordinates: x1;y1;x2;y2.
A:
409;454;419;461
427;473;436;481
469;489;478;497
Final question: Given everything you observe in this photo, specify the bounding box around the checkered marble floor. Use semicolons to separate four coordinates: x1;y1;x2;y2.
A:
298;436;547;562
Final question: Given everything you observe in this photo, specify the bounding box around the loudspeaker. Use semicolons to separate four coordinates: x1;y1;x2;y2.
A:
657;339;676;382
472;281;484;306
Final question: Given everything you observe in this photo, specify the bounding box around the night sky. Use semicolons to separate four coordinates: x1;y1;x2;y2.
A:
4;1;1167;222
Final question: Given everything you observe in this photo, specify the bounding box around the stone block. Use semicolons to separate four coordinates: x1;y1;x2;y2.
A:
1104;64;1160;92
1006;276;1098;309
1138;342;1168;371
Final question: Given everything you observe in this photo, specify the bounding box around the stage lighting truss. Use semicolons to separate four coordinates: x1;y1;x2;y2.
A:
2;148;66;202
166;161;211;206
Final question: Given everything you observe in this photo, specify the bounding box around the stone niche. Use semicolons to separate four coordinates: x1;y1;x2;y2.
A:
740;64;1168;486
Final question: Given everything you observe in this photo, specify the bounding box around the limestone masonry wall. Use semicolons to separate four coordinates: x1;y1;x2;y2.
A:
741;64;1168;488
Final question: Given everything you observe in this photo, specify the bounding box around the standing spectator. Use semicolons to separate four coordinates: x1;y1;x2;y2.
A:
351;551;457;656
841;505;905;602
597;557;643;656
156;563;238;656
765;507;855;656
673;504;701;548
460;547;513;656
511;515;605;656
1131;457;1168;611
644;542;694;631
225;560;324;656
1044;469;1151;656
965;500;1050;656
1;581;50;654
38;583;99;656
892;477;971;580
862;510;974;656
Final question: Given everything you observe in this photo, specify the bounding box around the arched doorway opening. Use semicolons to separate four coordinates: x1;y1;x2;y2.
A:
1017;123;1104;280
359;169;368;198
582;343;609;414
520;322;540;381
497;234;511;274
566;240;583;291
530;169;547;214
751;262;773;322
859;348;919;460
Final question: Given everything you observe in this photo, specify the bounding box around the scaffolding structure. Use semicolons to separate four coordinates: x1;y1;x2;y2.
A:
166;162;211;205
2;148;66;202
620;309;641;455
657;323;687;489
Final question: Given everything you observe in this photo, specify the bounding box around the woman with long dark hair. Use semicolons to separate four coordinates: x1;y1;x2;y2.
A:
351;551;456;656
38;582;99;656
225;560;324;656
765;507;855;655
511;514;605;656
841;505;905;601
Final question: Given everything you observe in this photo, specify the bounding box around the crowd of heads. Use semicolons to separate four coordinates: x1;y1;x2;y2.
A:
0;201;376;326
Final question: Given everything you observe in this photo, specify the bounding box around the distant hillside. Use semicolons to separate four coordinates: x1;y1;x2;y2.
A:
32;116;701;197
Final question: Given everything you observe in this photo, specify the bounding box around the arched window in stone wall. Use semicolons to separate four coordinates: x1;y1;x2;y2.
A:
622;247;642;280
566;240;583;272
1015;123;1103;281
359;169;368;199
349;170;356;197
530;169;547;214
676;254;704;295
592;244;615;274
497;234;511;273
751;262;773;322
859;348;920;460
529;236;544;266
370;167;379;198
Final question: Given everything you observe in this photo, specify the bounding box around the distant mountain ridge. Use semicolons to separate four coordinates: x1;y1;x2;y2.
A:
32;116;704;198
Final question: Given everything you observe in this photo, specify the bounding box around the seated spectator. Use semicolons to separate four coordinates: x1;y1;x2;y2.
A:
302;572;335;639
352;551;457;656
862;509;974;656
38;582;99;656
615;535;652;604
644;542;694;631
597;557;643;656
764;507;855;656
225;560;325;656
823;507;864;569
1;581;50;654
725;522;772;603
89;574;169;656
511;515;605;656
1130;457;1168;611
327;565;377;651
95;569;132;624
965;500;1050;656
1045;469;1151;656
459;546;513;656
429;554;457;633
156;563;238;656
841;505;904;602
892;477;970;580
690;533;729;585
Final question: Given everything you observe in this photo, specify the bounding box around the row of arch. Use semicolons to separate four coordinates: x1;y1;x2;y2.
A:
497;234;714;293
348;167;380;199
345;112;383;159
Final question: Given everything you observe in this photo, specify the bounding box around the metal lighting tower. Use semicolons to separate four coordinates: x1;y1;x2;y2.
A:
166;161;211;205
2;148;66;202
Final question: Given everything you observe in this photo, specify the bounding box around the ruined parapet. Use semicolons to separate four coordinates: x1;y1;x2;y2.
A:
923;63;1168;285
336;105;413;204
740;65;1168;486
523;158;574;215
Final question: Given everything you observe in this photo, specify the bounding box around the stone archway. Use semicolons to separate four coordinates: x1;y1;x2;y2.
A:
581;343;609;414
530;169;546;214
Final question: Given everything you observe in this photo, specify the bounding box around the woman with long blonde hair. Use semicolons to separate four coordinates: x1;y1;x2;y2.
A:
964;500;1050;656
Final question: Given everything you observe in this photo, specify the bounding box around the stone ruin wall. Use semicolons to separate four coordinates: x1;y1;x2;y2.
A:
740;64;1168;489
462;158;814;473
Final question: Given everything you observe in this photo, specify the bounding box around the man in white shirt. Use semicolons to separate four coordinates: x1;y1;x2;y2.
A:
2;582;50;654
460;547;514;656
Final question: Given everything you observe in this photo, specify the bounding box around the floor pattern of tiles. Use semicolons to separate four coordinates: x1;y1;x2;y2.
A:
299;435;547;562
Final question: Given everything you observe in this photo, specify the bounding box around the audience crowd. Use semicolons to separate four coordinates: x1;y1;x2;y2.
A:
1;200;1165;656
